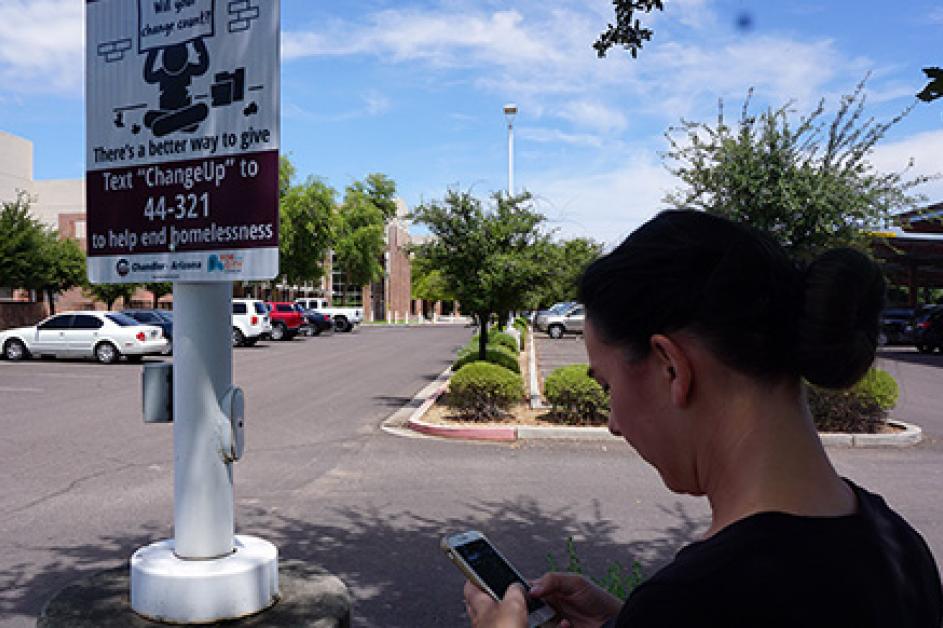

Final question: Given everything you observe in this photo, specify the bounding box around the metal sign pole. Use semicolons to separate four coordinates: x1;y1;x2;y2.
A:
85;0;282;621
172;281;234;558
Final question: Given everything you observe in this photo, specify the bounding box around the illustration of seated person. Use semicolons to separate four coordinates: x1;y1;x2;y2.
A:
144;38;210;137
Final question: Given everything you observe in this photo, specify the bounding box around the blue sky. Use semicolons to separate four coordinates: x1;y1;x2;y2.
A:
1;0;942;247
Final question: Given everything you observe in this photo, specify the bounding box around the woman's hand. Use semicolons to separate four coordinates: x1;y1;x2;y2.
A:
529;572;622;628
464;581;528;628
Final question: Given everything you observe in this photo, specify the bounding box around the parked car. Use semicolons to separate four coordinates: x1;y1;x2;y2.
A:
912;306;943;354
294;297;362;332
232;298;271;346
301;309;333;336
123;308;173;353
533;301;577;327
265;301;305;340
535;303;585;339
0;311;168;364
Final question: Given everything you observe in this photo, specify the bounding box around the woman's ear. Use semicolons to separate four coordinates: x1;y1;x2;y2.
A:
650;334;693;407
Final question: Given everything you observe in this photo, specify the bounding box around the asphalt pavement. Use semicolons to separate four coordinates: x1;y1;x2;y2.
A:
1;327;942;627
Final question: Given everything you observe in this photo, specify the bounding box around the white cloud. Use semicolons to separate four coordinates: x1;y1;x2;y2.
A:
557;100;627;133
869;129;943;204
529;154;678;246
519;127;605;148
0;0;83;94
284;91;392;122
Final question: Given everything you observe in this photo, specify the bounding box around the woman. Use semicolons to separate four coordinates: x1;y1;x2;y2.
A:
464;210;942;627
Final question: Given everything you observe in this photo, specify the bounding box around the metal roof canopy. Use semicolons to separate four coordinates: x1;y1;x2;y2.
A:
871;204;943;303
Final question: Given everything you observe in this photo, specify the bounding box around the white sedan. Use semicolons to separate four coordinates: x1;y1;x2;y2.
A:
0;311;168;364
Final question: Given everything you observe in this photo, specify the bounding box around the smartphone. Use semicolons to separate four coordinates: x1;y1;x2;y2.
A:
441;530;557;628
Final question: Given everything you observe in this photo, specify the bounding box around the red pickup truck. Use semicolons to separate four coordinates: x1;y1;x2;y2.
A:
265;302;305;341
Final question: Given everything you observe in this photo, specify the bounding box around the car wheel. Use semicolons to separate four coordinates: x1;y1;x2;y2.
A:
548;324;564;339
310;327;322;336
94;342;119;364
334;317;350;333
271;323;286;341
3;339;28;361
232;327;245;347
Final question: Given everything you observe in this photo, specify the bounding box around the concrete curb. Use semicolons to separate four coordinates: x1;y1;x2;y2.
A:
527;328;547;410
382;344;924;448
819;420;923;448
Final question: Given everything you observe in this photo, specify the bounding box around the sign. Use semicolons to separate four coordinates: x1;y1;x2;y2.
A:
86;0;279;283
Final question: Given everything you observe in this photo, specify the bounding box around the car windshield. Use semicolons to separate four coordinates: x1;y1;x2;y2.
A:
106;313;141;326
549;303;573;314
253;302;267;314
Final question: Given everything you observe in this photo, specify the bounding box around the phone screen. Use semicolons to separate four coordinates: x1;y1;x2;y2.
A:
456;539;545;613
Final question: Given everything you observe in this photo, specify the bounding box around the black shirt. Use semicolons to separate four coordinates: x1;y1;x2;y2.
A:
612;480;942;627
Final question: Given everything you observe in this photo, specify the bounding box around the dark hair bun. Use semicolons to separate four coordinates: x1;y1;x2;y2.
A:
796;248;885;389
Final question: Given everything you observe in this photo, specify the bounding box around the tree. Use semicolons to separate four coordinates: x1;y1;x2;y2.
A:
527;238;603;309
0;192;86;313
411;254;455;304
595;0;665;58
279;175;337;290
279;154;296;198
333;174;398;303
412;190;552;359
917;67;943;102
83;283;137;310
145;282;173;308
38;234;86;314
0;192;48;291
663;78;933;261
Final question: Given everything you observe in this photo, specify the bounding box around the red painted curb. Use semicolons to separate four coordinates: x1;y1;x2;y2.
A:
408;421;518;441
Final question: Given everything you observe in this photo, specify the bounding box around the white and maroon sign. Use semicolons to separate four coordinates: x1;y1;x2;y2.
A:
86;0;279;283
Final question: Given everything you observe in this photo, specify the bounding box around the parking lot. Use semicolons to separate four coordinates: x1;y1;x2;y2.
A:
2;325;943;627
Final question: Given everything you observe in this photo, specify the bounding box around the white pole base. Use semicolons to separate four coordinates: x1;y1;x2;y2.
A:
130;535;279;623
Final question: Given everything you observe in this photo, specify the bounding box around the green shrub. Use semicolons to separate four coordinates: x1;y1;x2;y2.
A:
546;537;644;601
513;320;528;346
471;331;519;354
853;368;898;411
447;362;523;420
807;386;886;433
544;364;609;425
807;368;898;433
454;344;520;374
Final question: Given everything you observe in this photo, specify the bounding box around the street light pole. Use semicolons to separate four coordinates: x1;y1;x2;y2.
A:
503;103;517;196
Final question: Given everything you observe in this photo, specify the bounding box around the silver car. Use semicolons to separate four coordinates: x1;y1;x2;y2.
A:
0;311;168;364
535;303;585;339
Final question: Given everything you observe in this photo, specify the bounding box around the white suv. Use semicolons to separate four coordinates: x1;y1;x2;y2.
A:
232;299;271;346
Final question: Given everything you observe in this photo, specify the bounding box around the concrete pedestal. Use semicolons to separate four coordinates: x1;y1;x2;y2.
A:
131;535;278;623
38;560;351;627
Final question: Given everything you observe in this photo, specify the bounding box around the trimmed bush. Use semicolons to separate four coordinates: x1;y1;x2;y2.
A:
471;331;519;354
807;386;885;433
513;320;528;346
544;364;609;425
807;367;898;434
454;344;520;374
447;361;523;420
853;367;898;411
